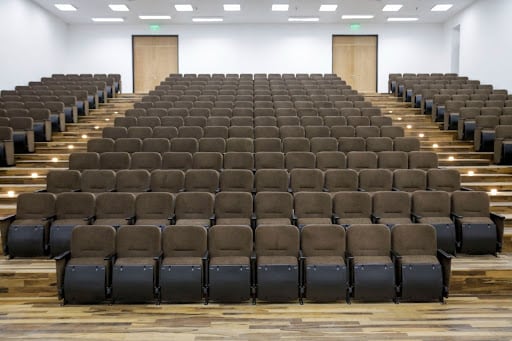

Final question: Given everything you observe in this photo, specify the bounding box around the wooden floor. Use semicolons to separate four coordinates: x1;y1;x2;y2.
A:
1;296;512;340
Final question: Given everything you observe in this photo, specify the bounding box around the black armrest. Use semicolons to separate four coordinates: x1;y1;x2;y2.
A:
357;188;366;192
450;212;463;220
0;214;16;222
251;213;257;230
291;210;298;226
390;250;401;263
322;187;329;192
209;214;216;227
411;212;422;222
460;187;473;191
125;216;135;225
153;251;163;262
370;213;380;223
332;214;339;224
43;215;56;222
167;214;176;225
36;189;47;193
54;250;71;261
287;187;293;193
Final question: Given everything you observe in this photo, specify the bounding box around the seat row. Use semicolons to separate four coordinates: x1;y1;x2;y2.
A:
43;168;464;195
166;72;342;80
0;117;34;154
0;101;71;132
414;87;507;111
145;91;362;102
47;73;121;94
116;114;390;130
70;150;438;172
54;223;451;304
0;97;80;122
1;190;502;260
123;106;384;120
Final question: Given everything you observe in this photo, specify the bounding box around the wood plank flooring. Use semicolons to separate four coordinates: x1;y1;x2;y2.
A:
1;296;512;340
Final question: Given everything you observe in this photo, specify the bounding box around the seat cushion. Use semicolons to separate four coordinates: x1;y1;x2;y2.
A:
378;218;412;225
418;217;453;225
258;255;298;266
337;217;372;226
52;219;84;227
400;255;439;265
93;219;127;226
210;256;250;266
176;219;210;227
162;256;202;266
298;218;332;226
459;217;494;225
115;257;157;266
353;256;392;266
305;255;344;266
135;218;170;227
67;257;107;266
257;218;292;226
12;219;48;227
215;218;251;226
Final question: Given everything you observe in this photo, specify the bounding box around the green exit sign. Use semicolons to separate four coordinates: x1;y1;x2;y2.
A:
149;24;161;32
350;23;361;31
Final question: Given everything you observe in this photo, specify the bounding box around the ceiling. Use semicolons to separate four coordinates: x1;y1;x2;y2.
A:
32;0;477;25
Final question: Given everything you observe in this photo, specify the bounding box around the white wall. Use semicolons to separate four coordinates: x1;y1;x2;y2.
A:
0;0;68;91
66;23;449;93
445;0;512;91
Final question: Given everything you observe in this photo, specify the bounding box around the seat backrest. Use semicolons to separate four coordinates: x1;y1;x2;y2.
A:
142;138;170;153
311;137;338;153
150;169;185;192
115;170;151;192
171;138;199;153
175;192;215;219
347;151;378;170
283;137;310;153
162;152;193;170
70;225;116;258
130;152;162;170
214;192;253;219
184;169;219;192
324;169;358;192
346;224;390;257
127;126;153;140
116;225;161;258
192;152;223;171
285;152;316;170
219;169;254;192
88;138;115;153
95;192;135;219
56;192;95;219
102;127;127;140
409;151;439;170
255;192;293;219
427;169;460;191
366;137;393;152
393;169;427;192
16;192;56;219
80;169;116;192
392;224;437;256
451;190;490;217
294;192;332;218
163;225;207;257
135;192;174;220
412;190;450;217
255;225;299;257
394;137;421;152
114;138;142;153
333;192;371;219
223;152;254;169
46;170;81;193
254;169;289;192
359;169;393;192
301;224;345;257
152;126;178;139
290;169;324;192
254;137;282;153
226;137;254;152
372;191;411;218
378;151;408;170
208;224;253;257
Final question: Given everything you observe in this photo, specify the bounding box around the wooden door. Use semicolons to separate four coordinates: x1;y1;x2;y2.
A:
133;36;178;93
332;35;377;93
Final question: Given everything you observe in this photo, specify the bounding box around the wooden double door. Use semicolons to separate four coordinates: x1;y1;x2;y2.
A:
332;35;378;93
133;36;179;93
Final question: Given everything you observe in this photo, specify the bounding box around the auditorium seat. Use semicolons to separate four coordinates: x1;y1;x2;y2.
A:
150;169;185;193
294;192;332;227
112;225;161;303
100;152;131;170
359;169;393;192
372;191;412;227
213;192;253;226
333;192;372;227
55;225;116;304
133;192;174;228
0;126;15;166
411;190;456;254
92;192;135;227
80;169;116;193
255;224;300;302
393;169;427;192
174;192;215;227
219;169;254;192
254;169;289;192
49;192;95;257
301;224;348;302
207;224;253;303
45;170;81;193
160;225;207;303
391;224;451;302
346;224;395;302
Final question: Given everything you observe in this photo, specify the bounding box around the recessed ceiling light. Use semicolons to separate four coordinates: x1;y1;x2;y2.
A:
383;4;403;12
192;17;224;22
54;4;77;11
224;4;241;11
109;4;129;12
175;4;194;12
288;17;320;22
272;4;289;11
342;15;374;19
92;18;124;22
139;15;171;20
319;4;338;12
387;17;419;22
431;4;453;12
